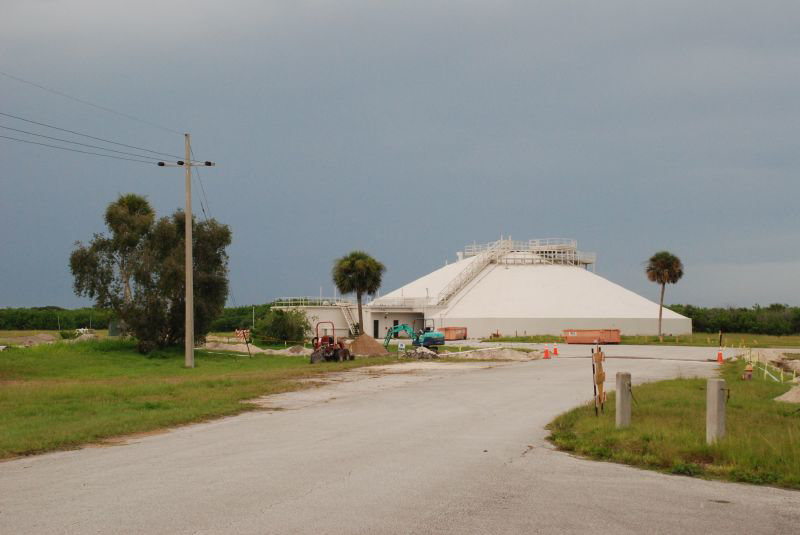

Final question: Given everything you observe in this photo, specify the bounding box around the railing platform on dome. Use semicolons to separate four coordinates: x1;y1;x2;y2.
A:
272;297;355;307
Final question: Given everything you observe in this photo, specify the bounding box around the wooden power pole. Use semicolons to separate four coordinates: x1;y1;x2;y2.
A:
184;133;194;368
158;136;215;369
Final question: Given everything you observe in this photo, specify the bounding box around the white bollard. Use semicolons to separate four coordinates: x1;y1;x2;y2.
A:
616;372;631;428
706;379;726;444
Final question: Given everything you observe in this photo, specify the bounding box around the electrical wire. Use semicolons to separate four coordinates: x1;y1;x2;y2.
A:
0;124;172;162
0;70;183;135
0;111;194;161
0;134;155;164
190;145;213;220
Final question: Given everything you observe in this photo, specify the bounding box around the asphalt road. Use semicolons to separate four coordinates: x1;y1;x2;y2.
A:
1;348;798;534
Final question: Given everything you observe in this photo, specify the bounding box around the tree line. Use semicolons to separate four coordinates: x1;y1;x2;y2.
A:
667;304;800;336
5;304;799;337
0;306;113;330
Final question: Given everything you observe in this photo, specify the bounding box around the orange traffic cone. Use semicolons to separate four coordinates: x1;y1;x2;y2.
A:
543;344;551;359
717;348;723;364
553;343;559;356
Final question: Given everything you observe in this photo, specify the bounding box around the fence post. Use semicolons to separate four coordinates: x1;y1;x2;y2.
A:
706;379;726;444
616;372;631;428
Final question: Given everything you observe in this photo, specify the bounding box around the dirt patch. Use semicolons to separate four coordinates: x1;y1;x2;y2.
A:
201;342;313;356
776;386;800;404
446;347;537;361
268;345;313;356
5;333;57;347
202;341;270;354
348;334;389;356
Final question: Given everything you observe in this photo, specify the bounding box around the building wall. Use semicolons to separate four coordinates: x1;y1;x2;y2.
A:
274;306;353;339
278;306;690;339
432;316;692;338
274;306;422;340
368;312;424;340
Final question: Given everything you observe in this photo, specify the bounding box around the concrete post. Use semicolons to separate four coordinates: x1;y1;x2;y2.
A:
616;372;631;428
706;378;726;444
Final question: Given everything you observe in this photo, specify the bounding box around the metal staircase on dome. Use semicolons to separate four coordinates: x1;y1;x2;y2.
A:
435;238;595;306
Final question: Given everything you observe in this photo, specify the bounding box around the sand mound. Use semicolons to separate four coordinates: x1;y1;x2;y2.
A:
66;333;99;343
14;333;58;347
776;386;800;404
448;347;536;361
349;334;389;356
201;341;313;356
202;341;269;354
269;345;313;356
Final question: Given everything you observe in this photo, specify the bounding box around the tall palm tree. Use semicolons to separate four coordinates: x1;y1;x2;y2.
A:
332;251;385;336
645;251;684;342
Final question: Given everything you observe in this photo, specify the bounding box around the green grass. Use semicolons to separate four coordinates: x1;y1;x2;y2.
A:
0;339;397;459
546;360;800;489
481;332;800;348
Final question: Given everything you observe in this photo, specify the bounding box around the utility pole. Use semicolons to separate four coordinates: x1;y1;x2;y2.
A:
184;134;194;368
158;135;215;368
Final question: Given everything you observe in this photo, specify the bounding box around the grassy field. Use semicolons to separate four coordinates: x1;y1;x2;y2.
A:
0;339;396;459
547;360;800;489
482;332;800;348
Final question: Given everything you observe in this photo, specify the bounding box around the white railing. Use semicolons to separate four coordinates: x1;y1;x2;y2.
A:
437;239;512;305
367;297;433;309
272;297;355;307
463;238;578;257
462;238;594;268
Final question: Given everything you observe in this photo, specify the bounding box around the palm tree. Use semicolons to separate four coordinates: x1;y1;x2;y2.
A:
332;251;385;336
645;251;684;342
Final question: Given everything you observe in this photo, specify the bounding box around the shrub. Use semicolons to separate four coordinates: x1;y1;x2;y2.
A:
253;309;310;343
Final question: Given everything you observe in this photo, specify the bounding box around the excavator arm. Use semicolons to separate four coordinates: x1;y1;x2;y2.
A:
383;324;417;348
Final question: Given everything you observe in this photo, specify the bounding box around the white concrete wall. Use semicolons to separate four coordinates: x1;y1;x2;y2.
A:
279;306;691;339
274;306;353;338
367;312;424;340
433;316;692;338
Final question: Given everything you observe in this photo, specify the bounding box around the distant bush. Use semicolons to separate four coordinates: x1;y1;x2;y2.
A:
668;304;800;335
253;309;310;343
0;307;113;330
59;330;78;340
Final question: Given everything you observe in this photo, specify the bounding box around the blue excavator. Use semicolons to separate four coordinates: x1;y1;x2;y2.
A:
383;321;446;351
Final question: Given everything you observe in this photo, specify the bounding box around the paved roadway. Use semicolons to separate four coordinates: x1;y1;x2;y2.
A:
1;347;798;534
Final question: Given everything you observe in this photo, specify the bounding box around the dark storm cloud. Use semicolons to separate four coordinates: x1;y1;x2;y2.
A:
1;0;798;307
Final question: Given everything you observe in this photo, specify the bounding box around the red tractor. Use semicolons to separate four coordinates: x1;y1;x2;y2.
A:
310;321;353;364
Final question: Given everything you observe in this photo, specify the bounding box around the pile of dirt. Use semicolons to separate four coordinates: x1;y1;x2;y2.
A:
201;341;313;356
400;346;440;359
348;334;389;356
776;386;800;404
16;333;57;347
202;341;269;354
269;345;313;356
447;347;537;361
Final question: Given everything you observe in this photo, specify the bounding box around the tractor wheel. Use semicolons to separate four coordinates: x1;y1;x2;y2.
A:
310;348;325;364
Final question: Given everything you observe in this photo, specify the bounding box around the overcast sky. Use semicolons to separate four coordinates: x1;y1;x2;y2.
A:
1;0;798;309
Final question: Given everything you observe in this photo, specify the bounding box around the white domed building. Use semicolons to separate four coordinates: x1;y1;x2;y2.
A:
277;238;691;340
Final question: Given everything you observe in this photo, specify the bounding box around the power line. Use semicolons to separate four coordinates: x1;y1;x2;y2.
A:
0;124;169;162
0;70;183;135
190;145;213;220
0;111;193;161
0;134;155;164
